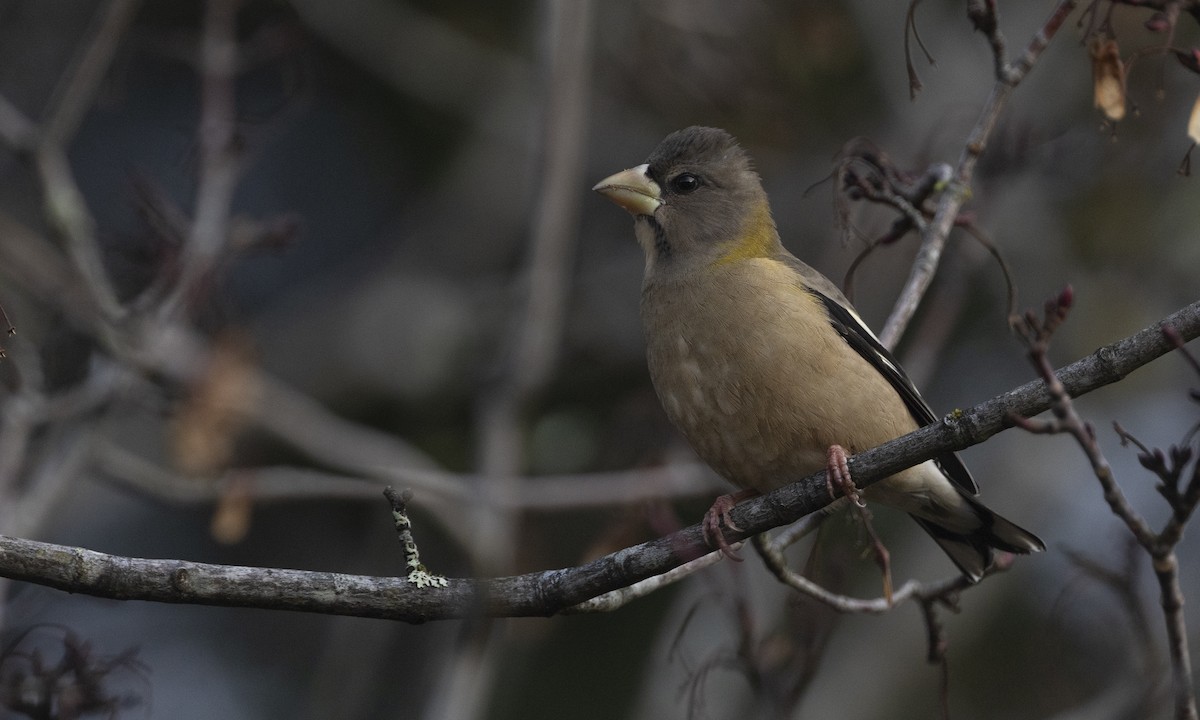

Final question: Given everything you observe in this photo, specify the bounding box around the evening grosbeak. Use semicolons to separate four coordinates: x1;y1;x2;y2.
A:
594;126;1043;581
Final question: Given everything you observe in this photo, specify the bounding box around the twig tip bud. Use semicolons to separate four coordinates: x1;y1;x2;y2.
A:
1058;285;1074;310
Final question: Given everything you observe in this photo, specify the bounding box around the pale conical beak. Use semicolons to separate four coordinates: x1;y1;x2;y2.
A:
592;163;662;216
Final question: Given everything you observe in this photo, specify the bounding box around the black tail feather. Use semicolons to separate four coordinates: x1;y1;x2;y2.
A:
913;497;1044;583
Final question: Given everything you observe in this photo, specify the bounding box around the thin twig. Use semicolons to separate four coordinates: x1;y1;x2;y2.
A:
159;0;243;320
34;148;124;323
1009;288;1156;546
0;94;37;150
1011;293;1198;720
1157;551;1196;720
95;440;721;511
752;534;970;614
42;0;144;147
471;0;594;572
566;544;736;613
437;4;594;719
968;0;1007;76
904;0;936;99
31;0;146;323
878;0;1078;349
383;487;447;588
1062;541;1159;674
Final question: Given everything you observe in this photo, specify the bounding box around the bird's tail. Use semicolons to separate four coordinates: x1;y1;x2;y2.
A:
913;495;1044;583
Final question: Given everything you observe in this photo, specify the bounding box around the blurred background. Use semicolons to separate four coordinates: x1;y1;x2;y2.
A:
0;0;1197;718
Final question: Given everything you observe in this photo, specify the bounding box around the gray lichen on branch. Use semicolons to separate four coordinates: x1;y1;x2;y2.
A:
384;486;447;589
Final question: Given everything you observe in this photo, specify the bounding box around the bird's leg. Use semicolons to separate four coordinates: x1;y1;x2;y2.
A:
825;444;866;507
866;529;893;605
825;444;894;603
702;488;760;561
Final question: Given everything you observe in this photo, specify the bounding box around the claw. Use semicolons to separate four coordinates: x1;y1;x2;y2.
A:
701;489;760;561
825;444;893;602
826;444;866;507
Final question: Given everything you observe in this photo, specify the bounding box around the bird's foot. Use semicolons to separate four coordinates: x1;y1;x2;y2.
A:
825;444;866;508
702;489;760;561
824;444;893;603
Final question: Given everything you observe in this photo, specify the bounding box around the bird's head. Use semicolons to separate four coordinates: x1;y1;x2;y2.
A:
594;126;780;278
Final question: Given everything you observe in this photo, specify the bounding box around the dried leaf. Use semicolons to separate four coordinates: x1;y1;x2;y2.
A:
211;475;253;544
1189;93;1200;144
1090;38;1126;122
171;333;261;476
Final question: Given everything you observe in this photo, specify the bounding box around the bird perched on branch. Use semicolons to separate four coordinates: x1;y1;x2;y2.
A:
593;126;1043;581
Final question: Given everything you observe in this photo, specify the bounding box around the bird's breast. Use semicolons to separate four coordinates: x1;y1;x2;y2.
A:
641;259;913;491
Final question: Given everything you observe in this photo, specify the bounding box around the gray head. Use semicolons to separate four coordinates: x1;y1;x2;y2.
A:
594;126;779;277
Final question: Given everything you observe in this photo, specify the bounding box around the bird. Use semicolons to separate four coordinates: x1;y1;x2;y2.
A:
593;126;1044;582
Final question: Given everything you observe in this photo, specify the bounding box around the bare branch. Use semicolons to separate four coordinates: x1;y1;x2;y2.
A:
0;94;36;150
752;533;969;614
159;0;243;319
471;0;595;571
1012;294;1199;720
432;4;594;717
1011;288;1158;547
566;545;735;614
1156;552;1197;720
0;299;1193;622
879;0;1078;349
904;0;936;99
26;0;147;323
42;0;143;147
33;148;125;324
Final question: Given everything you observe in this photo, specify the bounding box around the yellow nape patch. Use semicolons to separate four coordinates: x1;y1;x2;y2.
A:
712;200;777;267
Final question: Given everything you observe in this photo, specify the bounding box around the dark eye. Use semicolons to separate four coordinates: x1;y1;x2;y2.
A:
669;173;701;194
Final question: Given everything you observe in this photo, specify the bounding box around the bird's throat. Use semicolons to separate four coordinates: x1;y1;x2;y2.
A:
711;200;778;267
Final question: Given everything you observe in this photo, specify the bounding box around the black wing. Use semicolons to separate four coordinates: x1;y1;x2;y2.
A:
811;289;979;495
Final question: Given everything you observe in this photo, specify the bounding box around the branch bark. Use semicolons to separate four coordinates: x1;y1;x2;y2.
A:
0;299;1194;623
879;0;1077;348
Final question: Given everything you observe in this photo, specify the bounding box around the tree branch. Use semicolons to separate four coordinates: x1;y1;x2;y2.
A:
879;0;1077;348
0;300;1193;622
158;0;243;319
41;0;143;148
1012;294;1199;720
